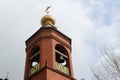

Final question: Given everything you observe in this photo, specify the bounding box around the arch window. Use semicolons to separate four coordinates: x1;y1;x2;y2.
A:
29;46;40;76
55;44;69;75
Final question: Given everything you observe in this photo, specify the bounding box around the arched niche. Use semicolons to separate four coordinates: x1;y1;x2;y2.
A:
29;46;40;67
55;44;70;75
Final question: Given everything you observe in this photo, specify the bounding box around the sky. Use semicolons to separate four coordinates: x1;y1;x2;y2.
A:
0;0;120;80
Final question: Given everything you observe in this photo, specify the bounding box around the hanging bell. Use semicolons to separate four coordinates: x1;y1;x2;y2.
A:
58;55;65;63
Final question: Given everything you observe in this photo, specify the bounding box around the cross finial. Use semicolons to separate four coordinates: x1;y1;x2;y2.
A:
45;6;51;15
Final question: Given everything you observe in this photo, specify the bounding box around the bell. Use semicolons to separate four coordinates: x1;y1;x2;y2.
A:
58;55;65;63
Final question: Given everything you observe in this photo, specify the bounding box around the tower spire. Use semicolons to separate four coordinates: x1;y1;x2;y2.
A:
24;5;75;80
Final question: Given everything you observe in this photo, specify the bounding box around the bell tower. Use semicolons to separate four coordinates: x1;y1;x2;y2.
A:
24;8;75;80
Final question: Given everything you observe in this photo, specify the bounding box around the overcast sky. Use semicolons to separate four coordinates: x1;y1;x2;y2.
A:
0;0;120;80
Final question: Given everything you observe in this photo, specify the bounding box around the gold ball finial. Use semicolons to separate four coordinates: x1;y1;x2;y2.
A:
41;6;56;27
41;15;55;26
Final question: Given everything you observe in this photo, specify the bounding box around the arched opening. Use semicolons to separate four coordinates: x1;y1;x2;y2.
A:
30;46;40;67
55;44;70;75
29;46;40;76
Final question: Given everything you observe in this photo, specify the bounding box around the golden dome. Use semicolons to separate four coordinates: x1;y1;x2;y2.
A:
41;15;55;26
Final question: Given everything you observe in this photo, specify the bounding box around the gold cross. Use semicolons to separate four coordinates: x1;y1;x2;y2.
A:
45;6;51;15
